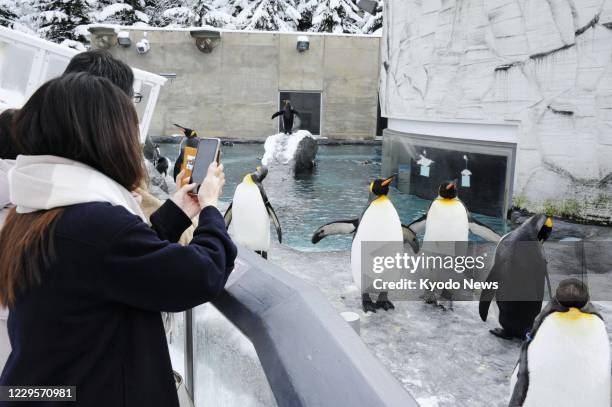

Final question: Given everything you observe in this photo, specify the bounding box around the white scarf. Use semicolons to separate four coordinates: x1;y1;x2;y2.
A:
8;155;146;221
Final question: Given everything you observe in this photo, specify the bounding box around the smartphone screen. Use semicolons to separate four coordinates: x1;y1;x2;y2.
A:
190;138;220;190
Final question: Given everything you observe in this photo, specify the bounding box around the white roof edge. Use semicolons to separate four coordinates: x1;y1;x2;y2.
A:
88;23;382;39
0;26;166;86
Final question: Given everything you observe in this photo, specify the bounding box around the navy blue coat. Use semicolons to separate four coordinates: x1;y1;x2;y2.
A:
0;200;237;407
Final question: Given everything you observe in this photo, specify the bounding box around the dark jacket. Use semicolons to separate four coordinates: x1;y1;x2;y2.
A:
0;200;237;407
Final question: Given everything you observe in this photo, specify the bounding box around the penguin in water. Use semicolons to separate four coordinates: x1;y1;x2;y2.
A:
408;180;501;309
311;176;420;313
224;166;281;259
479;214;553;340
172;123;199;180
271;100;301;134
508;278;610;407
153;144;170;177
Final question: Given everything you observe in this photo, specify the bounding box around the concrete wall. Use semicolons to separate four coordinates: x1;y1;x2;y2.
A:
91;28;380;140
380;0;612;222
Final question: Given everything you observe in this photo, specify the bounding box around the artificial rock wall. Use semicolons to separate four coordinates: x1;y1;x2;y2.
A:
380;0;612;222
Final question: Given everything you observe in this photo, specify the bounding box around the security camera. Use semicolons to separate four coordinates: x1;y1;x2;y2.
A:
297;35;309;52
117;31;131;47
136;38;150;54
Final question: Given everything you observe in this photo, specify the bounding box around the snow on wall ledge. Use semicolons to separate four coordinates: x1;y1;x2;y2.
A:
380;0;612;223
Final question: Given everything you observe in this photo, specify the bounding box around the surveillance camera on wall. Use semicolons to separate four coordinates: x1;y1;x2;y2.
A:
117;31;131;47
297;35;309;52
136;37;150;54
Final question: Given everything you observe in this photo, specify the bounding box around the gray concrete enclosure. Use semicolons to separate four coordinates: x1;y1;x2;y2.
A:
90;27;380;140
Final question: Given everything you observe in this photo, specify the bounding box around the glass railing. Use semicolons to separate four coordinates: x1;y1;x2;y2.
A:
182;248;417;407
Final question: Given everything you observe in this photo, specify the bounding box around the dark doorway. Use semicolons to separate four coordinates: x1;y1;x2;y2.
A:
279;91;321;135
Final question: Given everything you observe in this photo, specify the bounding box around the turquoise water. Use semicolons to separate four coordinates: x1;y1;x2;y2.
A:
158;143;508;252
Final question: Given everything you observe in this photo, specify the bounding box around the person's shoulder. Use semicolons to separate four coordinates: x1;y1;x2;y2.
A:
55;202;144;246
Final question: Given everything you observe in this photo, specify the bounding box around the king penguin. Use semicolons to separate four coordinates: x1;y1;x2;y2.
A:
408;180;501;309
172;123;199;180
508;278;610;407
311;176;420;313
224;166;281;259
479;214;553;340
271;100;301;134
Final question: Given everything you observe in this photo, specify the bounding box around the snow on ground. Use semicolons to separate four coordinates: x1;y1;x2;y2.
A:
268;243;612;407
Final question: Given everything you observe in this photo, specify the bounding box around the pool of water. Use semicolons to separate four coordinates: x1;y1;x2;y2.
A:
158;143;508;252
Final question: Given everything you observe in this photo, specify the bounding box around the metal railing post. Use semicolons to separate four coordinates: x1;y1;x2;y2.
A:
184;308;194;399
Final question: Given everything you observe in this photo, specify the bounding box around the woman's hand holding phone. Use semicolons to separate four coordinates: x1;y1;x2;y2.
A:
171;170;201;219
198;162;225;209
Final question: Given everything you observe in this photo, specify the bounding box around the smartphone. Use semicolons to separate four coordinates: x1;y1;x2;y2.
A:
190;138;221;192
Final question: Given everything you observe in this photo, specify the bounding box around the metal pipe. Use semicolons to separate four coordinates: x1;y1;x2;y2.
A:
184;309;194;398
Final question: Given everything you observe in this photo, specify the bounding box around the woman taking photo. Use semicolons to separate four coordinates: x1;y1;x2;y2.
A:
0;73;237;406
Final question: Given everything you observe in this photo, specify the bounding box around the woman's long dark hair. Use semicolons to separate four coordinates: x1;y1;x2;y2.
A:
0;73;144;306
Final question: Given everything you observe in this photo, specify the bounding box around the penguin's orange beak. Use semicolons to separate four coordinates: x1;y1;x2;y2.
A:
381;175;395;187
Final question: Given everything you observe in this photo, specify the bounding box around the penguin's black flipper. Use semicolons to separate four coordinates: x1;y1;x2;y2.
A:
311;219;359;244
266;203;282;244
401;224;420;253
479;262;500;322
407;214;427;235
271;111;282;120
223;202;233;228
255;182;282;243
291;109;301;118
468;216;502;242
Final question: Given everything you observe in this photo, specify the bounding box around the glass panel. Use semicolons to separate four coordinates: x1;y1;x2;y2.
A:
193;303;277;407
0;41;35;107
279;92;321;135
42;54;70;81
167;312;186;377
384;131;512;229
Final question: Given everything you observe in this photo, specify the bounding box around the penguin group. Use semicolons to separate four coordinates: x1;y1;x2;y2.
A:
191;131;609;406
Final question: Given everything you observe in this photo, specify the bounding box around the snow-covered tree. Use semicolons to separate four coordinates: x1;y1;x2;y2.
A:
360;0;382;34
159;6;194;26
90;0;149;26
311;0;363;33
296;0;317;31
0;0;17;27
235;0;301;31
191;0;232;27
33;0;90;44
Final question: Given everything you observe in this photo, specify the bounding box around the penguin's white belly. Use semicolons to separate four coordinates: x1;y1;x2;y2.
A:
228;184;270;251
424;199;469;242
510;312;610;407
351;198;403;290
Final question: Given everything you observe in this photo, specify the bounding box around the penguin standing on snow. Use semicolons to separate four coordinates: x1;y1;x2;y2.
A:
172;123;199;180
479;214;553;340
408;180;501;309
311;176;420;313
271;100;301;134
224;166;281;259
508;278;610;407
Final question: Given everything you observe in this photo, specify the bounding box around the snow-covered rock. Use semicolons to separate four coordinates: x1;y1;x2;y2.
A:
262;130;318;173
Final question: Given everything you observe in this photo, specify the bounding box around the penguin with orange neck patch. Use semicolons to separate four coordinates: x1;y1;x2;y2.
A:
508;278;610;407
311;176;420;313
409;180;501;309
